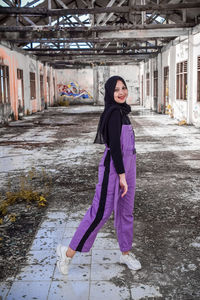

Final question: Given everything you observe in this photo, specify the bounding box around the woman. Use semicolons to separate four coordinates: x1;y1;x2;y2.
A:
56;76;141;274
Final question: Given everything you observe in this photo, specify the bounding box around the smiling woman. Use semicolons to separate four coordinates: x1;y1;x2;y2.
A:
114;80;128;104
56;75;141;275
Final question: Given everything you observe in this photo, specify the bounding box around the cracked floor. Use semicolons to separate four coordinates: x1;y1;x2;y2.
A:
0;105;200;300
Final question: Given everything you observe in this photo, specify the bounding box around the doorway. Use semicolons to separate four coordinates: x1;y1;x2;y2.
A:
164;66;169;114
17;69;24;119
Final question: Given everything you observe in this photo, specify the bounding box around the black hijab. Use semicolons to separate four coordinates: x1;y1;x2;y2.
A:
94;76;131;145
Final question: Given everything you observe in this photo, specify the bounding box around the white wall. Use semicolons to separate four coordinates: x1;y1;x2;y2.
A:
173;39;189;121
191;30;200;126
110;65;140;105
140;61;151;109
0;42;56;122
95;66;110;105
139;24;200;127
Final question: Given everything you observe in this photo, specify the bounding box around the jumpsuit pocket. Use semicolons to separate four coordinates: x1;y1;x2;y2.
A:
122;128;135;151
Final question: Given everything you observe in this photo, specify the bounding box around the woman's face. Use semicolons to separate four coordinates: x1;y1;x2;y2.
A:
114;80;128;104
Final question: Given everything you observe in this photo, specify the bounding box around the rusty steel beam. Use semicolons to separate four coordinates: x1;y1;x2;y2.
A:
39;57;150;64
0;37;168;43
45;59;146;65
0;29;173;42
1;3;200;16
24;45;162;51
52;60;141;65
0;23;195;32
36;52;156;58
52;61;141;68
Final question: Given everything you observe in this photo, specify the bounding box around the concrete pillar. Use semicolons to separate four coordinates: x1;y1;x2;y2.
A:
150;58;153;110
93;66;98;105
102;66;110;104
11;56;18;120
143;61;147;107
157;52;162;113
141;63;144;107
187;31;194;124
36;60;41;111
44;63;48;109
169;44;176;116
50;66;53;106
94;66;110;105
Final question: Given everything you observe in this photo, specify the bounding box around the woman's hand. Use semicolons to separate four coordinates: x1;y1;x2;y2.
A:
119;173;128;197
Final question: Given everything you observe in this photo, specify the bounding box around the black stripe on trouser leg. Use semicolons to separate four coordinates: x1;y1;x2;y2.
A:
76;151;111;252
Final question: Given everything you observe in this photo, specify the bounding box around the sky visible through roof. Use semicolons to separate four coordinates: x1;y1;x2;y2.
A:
0;1;165;49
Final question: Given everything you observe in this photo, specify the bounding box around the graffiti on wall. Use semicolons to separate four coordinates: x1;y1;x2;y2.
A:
57;82;93;99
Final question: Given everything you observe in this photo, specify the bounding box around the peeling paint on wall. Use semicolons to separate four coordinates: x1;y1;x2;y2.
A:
0;42;57;124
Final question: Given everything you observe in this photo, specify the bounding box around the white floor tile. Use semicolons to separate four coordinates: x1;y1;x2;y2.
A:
15;263;55;281
53;264;90;281
62;227;76;238
130;284;162;300
35;227;64;240
60;237;72;247
0;281;12;299
48;280;89;300
46;211;68;219
92;249;121;264
40;219;66;228
91;263;125;281
30;236;57;251
64;220;80;228
71;252;91;265
93;238;119;250
97;232;115;238
89;281;130;300
6;281;51;300
26;250;56;265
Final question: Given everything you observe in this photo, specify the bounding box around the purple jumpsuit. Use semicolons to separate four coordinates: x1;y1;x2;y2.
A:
69;124;136;253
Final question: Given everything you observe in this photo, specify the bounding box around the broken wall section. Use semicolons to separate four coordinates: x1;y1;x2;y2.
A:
0;42;57;124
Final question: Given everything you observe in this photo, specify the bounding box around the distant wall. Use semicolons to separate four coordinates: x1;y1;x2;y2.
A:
110;65;140;105
56;68;93;104
94;64;140;105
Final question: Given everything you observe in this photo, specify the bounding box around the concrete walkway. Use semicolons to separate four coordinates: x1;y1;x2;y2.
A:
0;106;200;299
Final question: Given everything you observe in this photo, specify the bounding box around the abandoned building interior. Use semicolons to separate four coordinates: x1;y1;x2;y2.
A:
1;1;200;299
0;0;200;126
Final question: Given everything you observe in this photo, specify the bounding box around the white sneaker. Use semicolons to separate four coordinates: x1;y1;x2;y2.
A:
120;253;141;271
56;244;71;275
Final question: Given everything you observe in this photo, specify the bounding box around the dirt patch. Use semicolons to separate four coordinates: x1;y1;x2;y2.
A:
0;201;47;280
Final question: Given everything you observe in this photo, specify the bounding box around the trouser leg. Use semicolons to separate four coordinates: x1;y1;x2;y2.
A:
116;188;135;252
69;189;114;252
69;150;115;252
116;155;136;252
